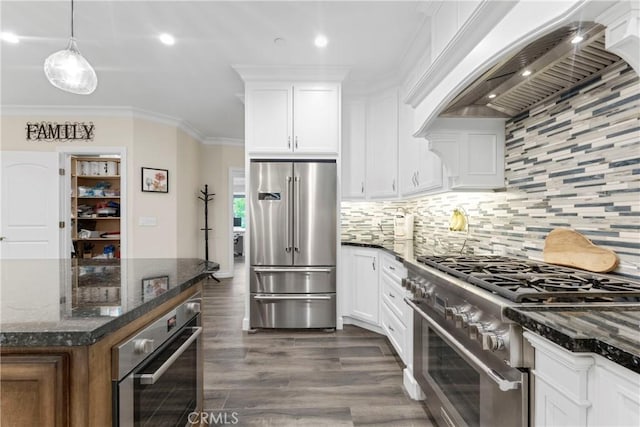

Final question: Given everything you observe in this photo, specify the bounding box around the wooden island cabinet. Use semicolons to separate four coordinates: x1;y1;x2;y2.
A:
0;258;212;427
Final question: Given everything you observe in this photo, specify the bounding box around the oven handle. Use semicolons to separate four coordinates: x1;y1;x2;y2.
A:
137;326;202;385
405;298;521;392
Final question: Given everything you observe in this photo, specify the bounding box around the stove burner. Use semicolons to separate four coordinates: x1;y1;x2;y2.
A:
417;255;640;303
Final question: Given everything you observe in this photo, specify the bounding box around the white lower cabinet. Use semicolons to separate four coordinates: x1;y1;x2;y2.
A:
343;247;380;325
525;331;640;427
340;246;423;400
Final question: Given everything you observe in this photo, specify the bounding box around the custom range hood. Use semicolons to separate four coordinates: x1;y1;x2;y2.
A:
441;22;623;118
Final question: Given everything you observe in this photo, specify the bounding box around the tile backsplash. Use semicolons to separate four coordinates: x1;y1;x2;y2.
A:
342;62;639;277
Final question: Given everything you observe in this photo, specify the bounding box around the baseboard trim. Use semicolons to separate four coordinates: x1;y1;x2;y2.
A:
403;368;426;400
342;316;384;335
213;271;232;279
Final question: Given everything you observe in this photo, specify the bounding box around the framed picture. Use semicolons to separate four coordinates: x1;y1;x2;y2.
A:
141;167;169;193
142;276;169;301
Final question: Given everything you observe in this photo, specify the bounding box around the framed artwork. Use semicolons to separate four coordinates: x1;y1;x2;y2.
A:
141;167;169;193
142;276;169;301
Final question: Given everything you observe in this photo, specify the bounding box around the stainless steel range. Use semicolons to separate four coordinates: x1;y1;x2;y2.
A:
404;255;640;427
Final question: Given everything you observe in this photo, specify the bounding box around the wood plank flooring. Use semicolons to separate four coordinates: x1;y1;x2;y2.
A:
202;260;434;426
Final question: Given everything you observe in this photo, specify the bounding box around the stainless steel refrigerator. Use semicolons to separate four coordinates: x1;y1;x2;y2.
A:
249;160;336;328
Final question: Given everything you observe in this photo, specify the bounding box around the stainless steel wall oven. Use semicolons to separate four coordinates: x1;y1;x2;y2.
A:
405;254;640;427
112;293;202;426
409;299;527;427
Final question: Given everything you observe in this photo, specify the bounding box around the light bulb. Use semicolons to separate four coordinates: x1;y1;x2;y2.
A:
314;34;328;48
44;38;97;95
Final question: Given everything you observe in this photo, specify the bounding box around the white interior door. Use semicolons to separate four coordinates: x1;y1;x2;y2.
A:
1;151;60;259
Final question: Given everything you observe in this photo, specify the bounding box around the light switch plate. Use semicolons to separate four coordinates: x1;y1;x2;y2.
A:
139;216;157;226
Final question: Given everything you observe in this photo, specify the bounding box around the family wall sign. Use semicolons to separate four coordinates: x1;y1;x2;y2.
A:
25;121;95;142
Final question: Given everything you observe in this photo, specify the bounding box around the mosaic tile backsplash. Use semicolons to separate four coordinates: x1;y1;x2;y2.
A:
342;62;640;277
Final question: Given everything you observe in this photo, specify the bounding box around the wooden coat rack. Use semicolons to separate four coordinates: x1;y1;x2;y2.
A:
199;184;219;282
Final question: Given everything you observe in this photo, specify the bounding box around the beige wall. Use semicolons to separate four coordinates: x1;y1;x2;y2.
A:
1;114;203;259
130;119;179;258
176;130;202;258
199;143;245;276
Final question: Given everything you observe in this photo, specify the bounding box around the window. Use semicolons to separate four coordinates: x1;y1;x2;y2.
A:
233;195;245;228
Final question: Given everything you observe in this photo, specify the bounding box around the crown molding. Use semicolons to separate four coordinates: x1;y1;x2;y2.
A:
232;65;351;82
1;105;206;143
203;137;244;147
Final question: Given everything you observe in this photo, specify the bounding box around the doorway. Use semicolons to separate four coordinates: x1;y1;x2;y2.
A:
229;168;245;275
60;147;127;259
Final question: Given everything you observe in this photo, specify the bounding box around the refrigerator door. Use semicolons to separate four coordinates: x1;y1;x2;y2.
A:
250;267;336;293
293;161;336;266
250;161;293;266
250;293;336;328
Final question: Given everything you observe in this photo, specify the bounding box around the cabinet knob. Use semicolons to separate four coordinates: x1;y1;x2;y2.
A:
295;136;298;149
186;302;201;316
134;338;154;355
288;136;291;148
392;179;396;191
361;182;364;193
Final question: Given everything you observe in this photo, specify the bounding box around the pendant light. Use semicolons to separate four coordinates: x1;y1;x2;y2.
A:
44;0;97;95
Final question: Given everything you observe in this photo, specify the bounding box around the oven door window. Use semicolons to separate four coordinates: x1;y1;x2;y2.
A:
426;324;480;426
134;319;198;427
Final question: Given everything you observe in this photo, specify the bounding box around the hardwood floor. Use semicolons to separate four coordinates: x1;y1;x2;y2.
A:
202;260;434;426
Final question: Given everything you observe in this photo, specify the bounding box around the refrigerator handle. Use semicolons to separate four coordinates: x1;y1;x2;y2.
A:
294;176;300;253
285;176;292;253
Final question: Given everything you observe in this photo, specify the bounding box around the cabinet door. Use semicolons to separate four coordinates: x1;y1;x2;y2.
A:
351;249;379;324
416;144;443;192
342;99;366;199
293;83;340;154
366;89;398;198
0;354;69;427
246;83;292;153
399;102;420;196
456;132;504;188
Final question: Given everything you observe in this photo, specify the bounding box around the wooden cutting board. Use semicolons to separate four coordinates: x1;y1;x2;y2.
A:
543;228;618;273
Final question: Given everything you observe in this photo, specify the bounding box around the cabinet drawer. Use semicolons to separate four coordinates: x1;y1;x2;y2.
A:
381;273;411;326
380;253;406;281
382;302;407;365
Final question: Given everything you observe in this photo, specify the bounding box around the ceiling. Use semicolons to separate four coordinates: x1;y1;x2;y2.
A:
0;1;426;141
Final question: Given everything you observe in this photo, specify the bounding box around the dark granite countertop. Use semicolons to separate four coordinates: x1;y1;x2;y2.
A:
0;258;218;347
341;239;640;372
505;305;640;373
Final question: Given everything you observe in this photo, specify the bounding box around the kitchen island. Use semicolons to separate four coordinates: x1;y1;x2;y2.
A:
0;258;217;427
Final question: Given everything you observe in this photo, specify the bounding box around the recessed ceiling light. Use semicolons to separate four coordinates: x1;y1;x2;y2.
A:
314;34;328;48
1;32;19;44
521;70;532;77
571;35;584;44
488;93;497;99
159;33;175;46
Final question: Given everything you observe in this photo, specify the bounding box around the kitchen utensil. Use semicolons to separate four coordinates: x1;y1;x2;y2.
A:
543;228;618;273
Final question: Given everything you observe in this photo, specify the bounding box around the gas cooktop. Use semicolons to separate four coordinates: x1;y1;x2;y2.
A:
416;255;640;303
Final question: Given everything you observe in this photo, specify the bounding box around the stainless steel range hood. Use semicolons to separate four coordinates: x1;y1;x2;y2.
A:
440;22;623;118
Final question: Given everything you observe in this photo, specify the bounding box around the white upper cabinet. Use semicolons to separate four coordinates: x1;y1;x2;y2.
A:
293;84;340;154
246;83;293;154
399;102;443;196
366;89;398;199
425;118;505;190
245;82;340;155
342;99;367;199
